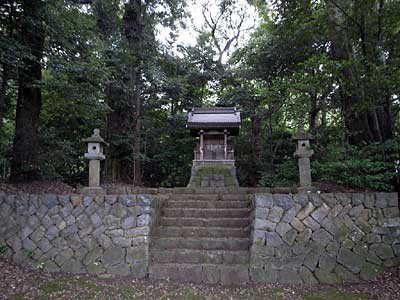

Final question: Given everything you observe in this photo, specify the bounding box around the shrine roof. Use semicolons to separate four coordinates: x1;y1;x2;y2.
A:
187;107;241;129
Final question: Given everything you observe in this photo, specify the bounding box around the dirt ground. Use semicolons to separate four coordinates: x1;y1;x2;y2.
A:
0;257;399;300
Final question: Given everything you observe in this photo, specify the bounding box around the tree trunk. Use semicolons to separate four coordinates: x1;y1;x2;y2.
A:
250;113;262;186
104;83;133;182
10;0;44;183
124;0;145;186
327;2;393;145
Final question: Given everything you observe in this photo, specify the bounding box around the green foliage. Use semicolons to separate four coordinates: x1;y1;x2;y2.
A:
259;159;298;188
313;138;399;191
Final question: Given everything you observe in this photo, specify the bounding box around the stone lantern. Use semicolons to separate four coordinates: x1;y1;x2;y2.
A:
82;129;108;190
292;125;314;190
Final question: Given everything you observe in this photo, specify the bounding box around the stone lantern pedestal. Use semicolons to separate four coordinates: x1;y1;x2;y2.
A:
81;129;108;195
292;126;316;192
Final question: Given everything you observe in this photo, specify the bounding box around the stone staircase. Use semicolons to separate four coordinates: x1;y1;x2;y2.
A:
149;192;252;285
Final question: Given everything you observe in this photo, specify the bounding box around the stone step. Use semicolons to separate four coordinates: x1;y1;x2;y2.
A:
150;249;249;265
149;263;249;285
166;200;250;209
160;217;251;228
169;194;249;201
151;237;250;251
153;226;251;238
163;208;250;218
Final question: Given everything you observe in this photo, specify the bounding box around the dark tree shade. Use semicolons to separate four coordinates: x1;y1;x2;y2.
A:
10;0;45;182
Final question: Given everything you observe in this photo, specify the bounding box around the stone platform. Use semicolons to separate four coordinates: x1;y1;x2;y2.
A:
0;190;398;285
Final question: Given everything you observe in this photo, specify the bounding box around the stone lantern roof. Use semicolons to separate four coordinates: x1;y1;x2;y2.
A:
292;128;314;140
82;129;109;145
187;107;241;136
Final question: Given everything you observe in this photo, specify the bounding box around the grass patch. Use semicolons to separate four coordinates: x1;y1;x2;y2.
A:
302;289;369;300
39;280;67;294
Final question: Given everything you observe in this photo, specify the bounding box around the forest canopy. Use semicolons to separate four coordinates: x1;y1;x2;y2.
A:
0;0;399;191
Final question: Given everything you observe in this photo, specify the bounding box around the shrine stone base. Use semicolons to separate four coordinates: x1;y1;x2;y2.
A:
187;161;239;188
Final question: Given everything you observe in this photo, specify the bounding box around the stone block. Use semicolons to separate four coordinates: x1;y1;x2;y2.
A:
255;207;269;219
383;207;400;218
282;229;297;246
303;251;320;271
370;243;395;259
126;246;148;264
42;194;58;209
291;218;305;232
137;214;151;227
297;228;312;243
303;216;320;231
276;222;291;237
311;204;330;223
320;193;338;208
299;266;318;284
314;268;341;284
273;194;294;210
107;263;131;276
364;194;375;208
254;219;276;231
309;194;322;207
282;204;302;223
267;206;284;223
349;205;364;218
293;194;309;207
255;194;273;208
265;232;284;247
112;237;132;247
121;216;136;230
125;227;150;237
336;193;351;206
318;254;336;272
105;195;117;205
103;246;125;267
119;195;136;207
337;248;365;273
278;269;303;284
297;202;315;220
83;246;103;266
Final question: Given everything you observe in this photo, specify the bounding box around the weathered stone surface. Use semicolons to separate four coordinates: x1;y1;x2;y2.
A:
311;204;330;223
299;266;318;284
297;202;315;220
121;216;136;230
276;222;291;237
273;194;294;210
119;195;136;207
314;268;341;284
267;207;284;223
290;218;305;232
303;216;320;231
83;247;103;266
337;248;365;273
265;232;284;247
103;246;125;266
255;194;273;208
137;214;151;227
255;208;269;219
254;219;276;231
282;229;297;246
370;243;395;259
312;229;333;247
279;269;302;284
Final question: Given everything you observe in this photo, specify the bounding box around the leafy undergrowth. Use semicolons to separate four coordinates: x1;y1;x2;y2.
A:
0;258;398;300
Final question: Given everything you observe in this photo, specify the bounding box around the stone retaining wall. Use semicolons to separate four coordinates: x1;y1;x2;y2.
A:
0;193;161;277
250;193;400;284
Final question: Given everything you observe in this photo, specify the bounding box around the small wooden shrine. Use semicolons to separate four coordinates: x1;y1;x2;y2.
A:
187;107;241;188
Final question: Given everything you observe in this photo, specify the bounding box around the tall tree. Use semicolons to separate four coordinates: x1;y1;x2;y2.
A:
10;0;45;182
